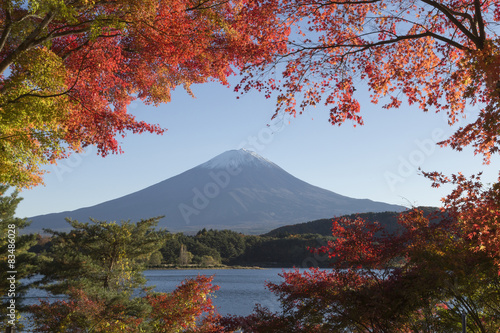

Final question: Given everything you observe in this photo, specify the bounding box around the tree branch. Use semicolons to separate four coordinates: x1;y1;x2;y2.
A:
287;31;468;58
291;0;382;7
0;9;13;55
0;43;93;107
474;0;486;46
0;11;56;76
33;27;91;45
185;0;231;12
420;0;482;49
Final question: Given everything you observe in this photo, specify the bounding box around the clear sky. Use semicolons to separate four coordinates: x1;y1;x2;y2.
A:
15;76;499;219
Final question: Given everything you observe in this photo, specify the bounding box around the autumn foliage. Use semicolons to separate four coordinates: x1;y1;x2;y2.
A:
28;218;222;332
236;1;500;315
12;0;500;330
240;0;500;161
29;288;144;333
30;276;221;333
0;0;287;187
424;170;500;265
222;209;500;332
147;275;224;333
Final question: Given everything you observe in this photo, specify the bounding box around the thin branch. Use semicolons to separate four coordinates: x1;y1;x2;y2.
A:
33;27;91;46
0;42;94;107
2;88;73;106
286;31;468;59
0;133;26;141
185;0;231;12
61;39;91;61
291;0;382;9
15;13;45;23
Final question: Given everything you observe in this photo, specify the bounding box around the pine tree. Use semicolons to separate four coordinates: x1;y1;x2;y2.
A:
34;217;169;330
0;185;37;327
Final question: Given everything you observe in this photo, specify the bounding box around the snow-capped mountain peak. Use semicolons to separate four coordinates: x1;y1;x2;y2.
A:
200;149;276;169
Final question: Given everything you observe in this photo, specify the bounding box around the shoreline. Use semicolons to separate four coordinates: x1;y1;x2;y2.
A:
146;265;266;270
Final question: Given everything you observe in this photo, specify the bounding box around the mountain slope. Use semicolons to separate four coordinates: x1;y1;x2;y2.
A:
263;206;440;237
27;149;406;234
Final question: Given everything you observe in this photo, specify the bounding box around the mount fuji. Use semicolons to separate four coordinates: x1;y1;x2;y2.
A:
27;149;406;234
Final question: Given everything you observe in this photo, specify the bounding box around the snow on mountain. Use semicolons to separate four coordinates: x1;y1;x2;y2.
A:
200;149;277;169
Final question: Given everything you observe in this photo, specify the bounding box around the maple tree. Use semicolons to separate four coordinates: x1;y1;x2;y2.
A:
0;0;287;188
29;288;145;333
146;275;224;333
219;1;500;330
240;0;500;159
421;170;500;265
220;209;500;332
238;0;500;270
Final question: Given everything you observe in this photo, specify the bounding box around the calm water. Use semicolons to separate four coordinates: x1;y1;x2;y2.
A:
18;268;290;332
144;268;287;316
22;268;291;320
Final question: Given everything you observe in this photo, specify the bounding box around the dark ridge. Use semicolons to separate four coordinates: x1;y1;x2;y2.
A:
263;206;441;237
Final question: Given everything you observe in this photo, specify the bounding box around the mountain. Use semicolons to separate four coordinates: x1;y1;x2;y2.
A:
27;149;406;234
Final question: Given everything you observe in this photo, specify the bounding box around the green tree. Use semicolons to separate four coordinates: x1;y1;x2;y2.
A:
0;185;36;327
189;241;222;265
159;236;182;265
33;216;169;330
178;244;193;266
195;229;246;263
198;255;219;267
148;251;163;267
39;216;168;293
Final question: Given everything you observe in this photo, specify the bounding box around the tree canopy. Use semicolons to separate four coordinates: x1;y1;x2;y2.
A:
241;0;500;160
0;0;287;188
218;2;500;331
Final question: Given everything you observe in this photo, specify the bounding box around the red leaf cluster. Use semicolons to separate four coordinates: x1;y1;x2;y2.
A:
238;0;500;159
220;209;500;331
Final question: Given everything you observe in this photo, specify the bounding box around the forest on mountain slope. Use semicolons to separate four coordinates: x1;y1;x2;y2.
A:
30;208;439;269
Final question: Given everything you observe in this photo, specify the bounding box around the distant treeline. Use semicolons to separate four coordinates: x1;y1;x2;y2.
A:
29;207;439;269
29;228;334;268
161;229;335;268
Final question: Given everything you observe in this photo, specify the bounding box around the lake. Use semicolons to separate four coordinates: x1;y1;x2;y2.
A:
23;268;292;317
144;268;288;316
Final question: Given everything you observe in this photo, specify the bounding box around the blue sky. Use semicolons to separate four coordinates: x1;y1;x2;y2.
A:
15;76;499;219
